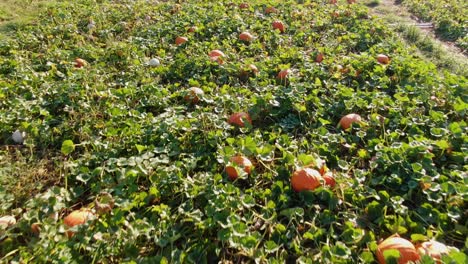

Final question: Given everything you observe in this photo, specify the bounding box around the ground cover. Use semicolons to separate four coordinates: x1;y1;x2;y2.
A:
0;0;466;263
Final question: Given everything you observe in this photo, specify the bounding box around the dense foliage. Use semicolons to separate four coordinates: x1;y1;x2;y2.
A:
1;0;467;263
402;0;467;52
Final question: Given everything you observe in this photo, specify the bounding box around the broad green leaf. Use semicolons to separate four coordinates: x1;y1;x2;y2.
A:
61;140;75;155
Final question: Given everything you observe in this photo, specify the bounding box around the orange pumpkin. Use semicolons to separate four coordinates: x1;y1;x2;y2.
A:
323;171;336;187
209;50;225;64
226;156;253;180
31;223;41;235
376;234;420;264
277;69;290;80
416;240;449;263
184;87;204;104
187;26;197;33
291;168;322;192
265;7;277;14
339;113;362;130
248;64;259;74
239;3;249;9
175;36;188;45
209;50;225;58
74;58;88;68
377;54;390;65
272;20;285;33
228;112;252;127
239;32;254;42
315;53;324;63
63;209;94;238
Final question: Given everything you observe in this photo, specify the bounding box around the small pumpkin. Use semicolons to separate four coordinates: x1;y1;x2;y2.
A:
265;7;277;14
239;3;249;9
291;168;322;192
376;234;420;264
226;156;253;180
209;50;225;58
416;240;449;263
277;69;290;80
323;171;336;187
228;112;252;127
184;87;204;104
239;32;254;42
63;209;94;238
31;223;41;235
272;20;285;33
187;26;197;33
74;58;88;68
175;36;188;45
315;53;324;63
339;113;362;130
377;54;390;65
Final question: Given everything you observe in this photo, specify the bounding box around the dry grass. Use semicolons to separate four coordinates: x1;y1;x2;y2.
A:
0;0;58;37
0;147;61;214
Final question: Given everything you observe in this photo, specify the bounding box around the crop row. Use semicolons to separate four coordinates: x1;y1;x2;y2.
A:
401;0;467;52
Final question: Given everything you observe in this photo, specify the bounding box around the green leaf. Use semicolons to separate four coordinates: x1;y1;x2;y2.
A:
360;251;375;263
410;234;426;242
435;140;450;150
280;207;304;219
383;249;401;264
297;154;315;166
442;251;467;264
61;140;75;155
264;240;280;253
135;144;146;153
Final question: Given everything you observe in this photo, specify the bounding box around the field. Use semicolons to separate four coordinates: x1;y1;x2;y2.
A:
401;0;467;52
0;0;467;263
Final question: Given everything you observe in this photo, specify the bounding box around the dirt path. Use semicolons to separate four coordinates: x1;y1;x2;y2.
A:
365;0;467;75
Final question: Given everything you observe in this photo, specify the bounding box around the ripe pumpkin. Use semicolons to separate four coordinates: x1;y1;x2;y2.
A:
318;162;328;175
265;7;277;14
209;50;225;58
239;3;249;9
248;64;259;74
322;171;336;187
272;20;285;33
225;156;253;180
416;241;449;263
209;50;225;64
291;168;322;192
315;53;324;63
175;36;188;45
277;69;290;80
377;54;390;65
339;113;362;130
31;223;41;235
239;32;254;42
63;209;94;238
184;87;204;104
376;234;420;264
74;58;88;68
228;112;252;127
187;26;197;33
